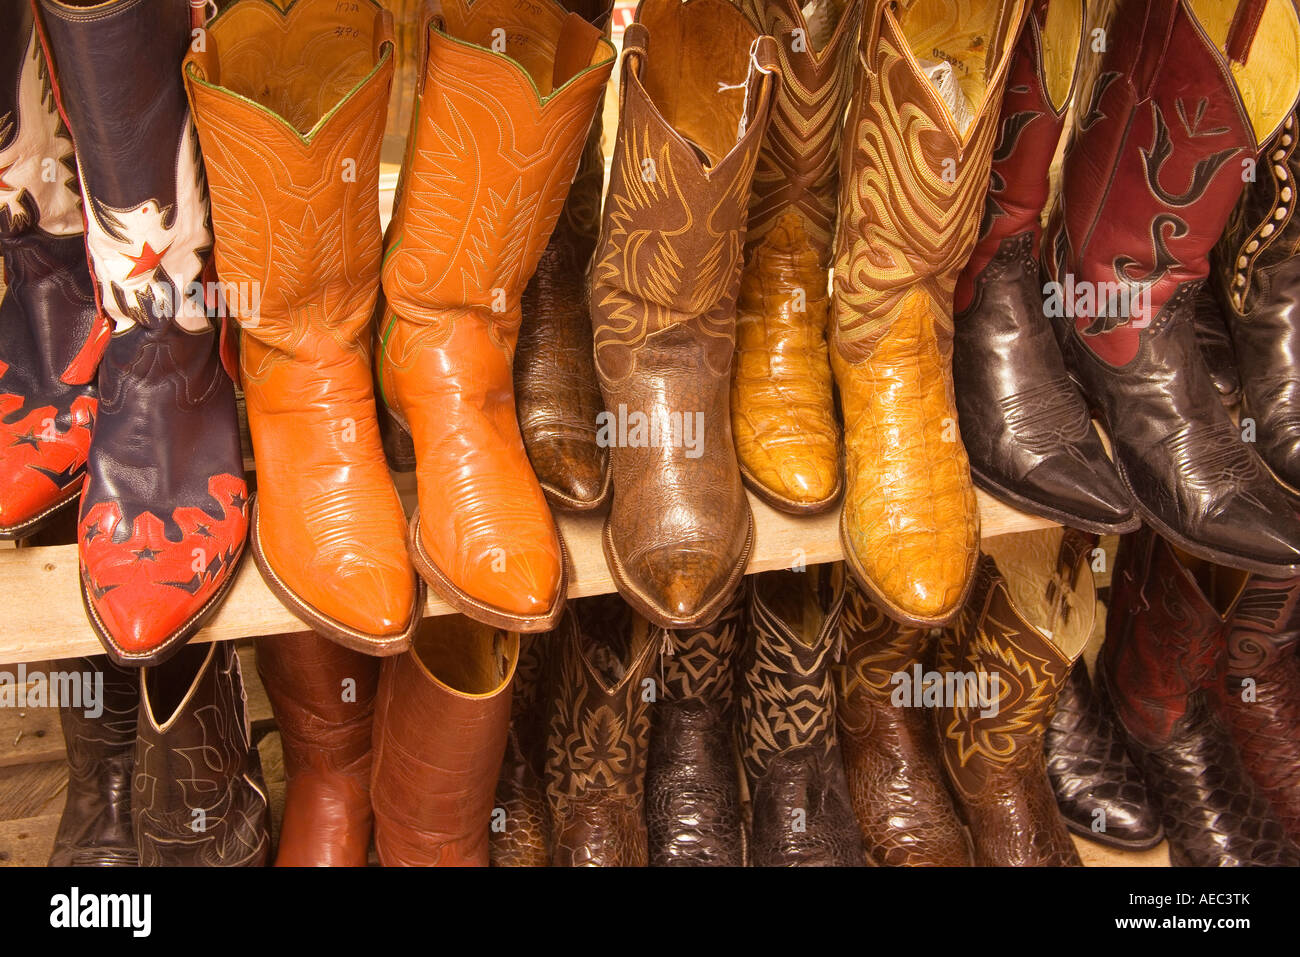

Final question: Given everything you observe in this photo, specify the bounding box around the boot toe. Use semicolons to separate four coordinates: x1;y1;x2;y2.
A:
534;437;607;507
461;538;563;617
852;534;975;626
620;541;745;626
1022;455;1136;529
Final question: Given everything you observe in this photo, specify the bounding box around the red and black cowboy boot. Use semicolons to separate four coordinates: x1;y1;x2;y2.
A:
954;0;1136;535
1042;0;1300;576
39;0;248;666
1102;526;1299;866
0;3;96;540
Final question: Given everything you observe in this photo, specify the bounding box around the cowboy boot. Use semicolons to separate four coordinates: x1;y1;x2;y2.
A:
1102;526;1299;866
936;527;1095;866
590;0;779;629
1212;106;1300;490
741;566;865;866
48;655;138;866
1218;574;1300;844
491;634;553;866
1193;288;1241;409
834;576;971;865
953;0;1135;534
183;0;420;654
727;0;860;515
38;0;249;665
832;0;1029;628
377;0;615;632
544;594;658;867
1041;0;1300;577
133;641;271;866
0;5;96;540
371;616;518;866
255;631;379;867
646;589;745;866
1043;660;1164;850
514;0;614;513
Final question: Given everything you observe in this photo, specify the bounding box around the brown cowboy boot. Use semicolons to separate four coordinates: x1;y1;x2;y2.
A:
491;634;553;866
544;594;659;867
1102;526;1299;866
646;589;745;866
256;631;379;867
835;577;970;866
936;528;1096;866
728;0;861;515
741;566;865;866
589;0;780;628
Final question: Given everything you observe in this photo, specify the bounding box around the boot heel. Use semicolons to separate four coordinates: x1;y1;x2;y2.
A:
379;401;417;472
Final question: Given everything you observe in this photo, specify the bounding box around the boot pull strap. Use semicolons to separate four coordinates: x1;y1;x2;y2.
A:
1226;0;1267;65
739;35;781;141
861;1;888;70
374;7;396;65
189;0;216;29
417;0;444;98
619;21;649;113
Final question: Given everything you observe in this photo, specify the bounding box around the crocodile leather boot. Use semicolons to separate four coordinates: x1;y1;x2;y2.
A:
378;0;615;632
953;0;1136;534
256;631;379;867
491;634;553;866
514;0;615;513
0;4;96;540
1041;0;1300;576
133;641;271;866
646;590;745;866
728;0;860;515
48;655;138;867
1043;660;1164;850
937;527;1097;866
371;616;518;866
1218;574;1300;844
1212;106;1300;491
1102;525;1299;866
835;576;971;865
590;0;779;629
39;0;249;665
741;566;865;866
544;594;659;867
185;0;421;654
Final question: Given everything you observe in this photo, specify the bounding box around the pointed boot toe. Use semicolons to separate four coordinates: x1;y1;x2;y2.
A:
1019;453;1139;533
608;527;751;629
533;435;609;510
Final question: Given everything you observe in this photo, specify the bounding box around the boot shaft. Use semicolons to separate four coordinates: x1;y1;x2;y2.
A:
1225;573;1300;678
659;587;744;705
834;574;932;731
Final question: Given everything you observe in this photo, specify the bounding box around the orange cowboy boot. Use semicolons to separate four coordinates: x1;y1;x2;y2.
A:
184;0;421;654
730;0;862;515
832;0;1029;628
377;0;615;632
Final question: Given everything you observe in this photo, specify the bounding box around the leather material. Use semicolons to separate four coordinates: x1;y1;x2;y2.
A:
491;634;553;866
40;0;249;664
1103;525;1299;866
590;0;778;628
742;566;866;866
0;7;97;539
514;0;614;513
937;530;1095;866
1219;573;1300;844
49;655;139;867
1042;0;1300;576
371;616;518;867
1044;661;1164;850
256;630;379;868
544;595;659;867
1193;287;1241;408
835;576;971;866
133;641;271;866
185;0;419;652
728;0;859;514
1213;110;1300;487
646;589;744;866
831;0;1028;627
377;0;615;631
953;0;1136;534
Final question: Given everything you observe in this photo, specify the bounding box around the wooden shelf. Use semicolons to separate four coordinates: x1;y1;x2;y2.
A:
0;481;1054;665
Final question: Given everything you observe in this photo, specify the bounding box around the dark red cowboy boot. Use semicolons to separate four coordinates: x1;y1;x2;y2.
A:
1042;0;1300;576
0;3;96;540
954;0;1135;535
1102;526;1299;866
1218;574;1300;844
39;0;248;665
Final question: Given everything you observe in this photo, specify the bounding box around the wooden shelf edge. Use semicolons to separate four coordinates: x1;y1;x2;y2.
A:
0;488;1053;665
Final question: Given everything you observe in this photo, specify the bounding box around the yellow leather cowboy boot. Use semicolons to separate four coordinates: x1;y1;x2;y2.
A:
377;0;615;632
832;0;1029;628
